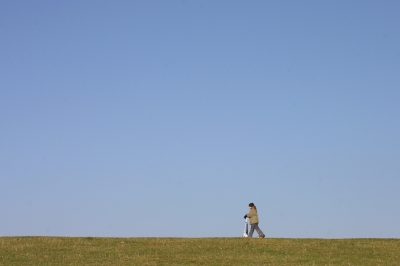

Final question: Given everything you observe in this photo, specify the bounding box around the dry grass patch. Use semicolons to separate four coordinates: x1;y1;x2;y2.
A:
1;237;399;265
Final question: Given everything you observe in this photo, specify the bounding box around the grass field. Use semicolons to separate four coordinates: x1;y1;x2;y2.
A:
1;237;399;265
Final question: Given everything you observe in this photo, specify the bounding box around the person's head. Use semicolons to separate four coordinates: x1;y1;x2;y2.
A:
248;203;256;209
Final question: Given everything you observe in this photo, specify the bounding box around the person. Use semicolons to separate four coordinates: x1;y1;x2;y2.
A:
244;203;265;238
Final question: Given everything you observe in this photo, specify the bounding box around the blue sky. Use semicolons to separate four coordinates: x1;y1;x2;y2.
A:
1;0;399;238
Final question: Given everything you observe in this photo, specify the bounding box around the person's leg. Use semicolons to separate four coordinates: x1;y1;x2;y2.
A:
254;224;265;237
248;224;255;237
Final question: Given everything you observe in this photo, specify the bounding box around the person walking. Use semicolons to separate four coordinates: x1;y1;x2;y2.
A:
244;203;265;238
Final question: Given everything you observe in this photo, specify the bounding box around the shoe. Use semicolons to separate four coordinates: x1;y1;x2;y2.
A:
259;234;265;238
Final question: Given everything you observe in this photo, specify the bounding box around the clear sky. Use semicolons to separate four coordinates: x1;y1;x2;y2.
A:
1;0;399;238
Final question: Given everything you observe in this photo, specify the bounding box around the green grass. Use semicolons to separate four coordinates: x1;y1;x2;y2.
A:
1;237;399;265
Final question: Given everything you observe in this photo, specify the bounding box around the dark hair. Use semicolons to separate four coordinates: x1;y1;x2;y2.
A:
249;203;257;209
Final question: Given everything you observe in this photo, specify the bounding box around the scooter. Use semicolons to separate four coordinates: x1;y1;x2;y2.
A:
243;217;249;237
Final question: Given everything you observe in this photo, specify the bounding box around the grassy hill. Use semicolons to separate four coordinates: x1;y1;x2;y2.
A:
1;237;399;265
